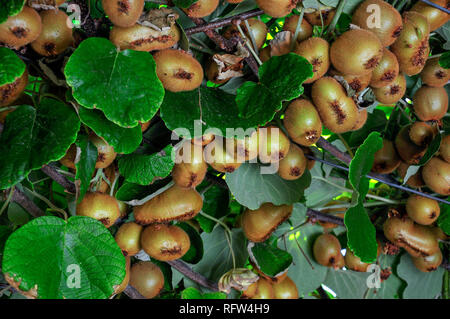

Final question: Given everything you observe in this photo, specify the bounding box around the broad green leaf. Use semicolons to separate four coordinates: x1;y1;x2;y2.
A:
181;287;226;299
118;145;174;185
74;134;97;203
249;242;292;277
115;180;171;202
366;254;403;299
7;202;29;227
439;51;450;69
173;0;198;8
78;107;142;154
64;37;164;128
2;216;126;299
323;269;370;299
417;133;442;166
0;47;26;85
0;100;80;189
0;0;25;24
306;163;346;207
226;163;311;210
178;222;204;264
196;184;230;233
438;200;450;235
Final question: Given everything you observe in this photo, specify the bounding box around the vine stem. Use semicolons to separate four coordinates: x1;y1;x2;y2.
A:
236;23;263;66
24;187;68;220
167;260;219;291
290;8;305;51
337;133;354;158
0;187;15;217
327;0;348;35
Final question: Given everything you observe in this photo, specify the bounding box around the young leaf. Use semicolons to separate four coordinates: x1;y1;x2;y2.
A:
439;51;450;69
0;0;25;24
248;242;292;277
195;184;230;233
417;133;442;166
178;222;204;264
0;47;26;85
74;134;97;203
2;216;126;299
64;37;165;128
181;287;226;299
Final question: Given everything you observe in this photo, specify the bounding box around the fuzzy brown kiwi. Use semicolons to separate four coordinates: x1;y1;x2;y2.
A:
76;192;120;228
226;0;244;3
406;195;440;226
318;200;346;229
0;6;42;49
304;7;336;26
344;249;370;272
277;144;307;181
352;109;368;131
154;49;204;92
395;125;427;165
412;86;448;121
114;256;130;294
129;261;164;299
259;46;271;63
301;146;316;170
204;137;242;173
141;223;190;261
412;249;443;272
191;133;215;146
115;222;143;256
257;126;291;163
283;98;322;146
329;68;373;94
272;276;298;299
242;277;275;299
89;133;117;169
372;72;406;105
351;0;403;46
440;135;450;163
408;121;437;147
422;157;450;195
410;0;450;31
223;18;268;50
255;0;298;18
102;0;144;27
140;120;150;132
30;9;73;56
313;233;344;269
183;0;219;18
397;161;425;188
372;139;401;174
311;77;359;133
0;69;28;108
235;130;259;162
205;58;228;85
294;37;330;83
283;14;313;42
172;141;207;188
330;29;383;76
420;57;450;87
370;48;399;88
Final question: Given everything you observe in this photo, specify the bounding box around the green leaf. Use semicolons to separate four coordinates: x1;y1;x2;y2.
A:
178;222;204;264
195;184;229;233
437;200;450;235
0;47;26;85
74;134;97;202
78;107;142;154
305;162;346;207
226;163;311;210
0;0;25;24
439;51;450;69
2;216;126;299
118;145;174;185
323;269;369;298
181;287;226;299
173;0;198;8
417;133;442;166
64;37;164;128
0;100;80;189
249;242;292;277
7;202;29;227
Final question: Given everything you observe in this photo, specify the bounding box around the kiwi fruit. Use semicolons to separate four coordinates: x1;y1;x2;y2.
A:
172;141;207;188
410;0;450;31
408;121;437;147
141;223;190;261
183;0;219;18
76;192;120;228
397;161;425;188
277;144;307;180
134;184;203;224
329;69;373;94
294;37;330;84
102;0;144;27
235;131;259;162
283;99;322;146
352;109;368;131
140;121;151;132
318;200;346;229
117;200;129;218
251;260;288;284
283;14;313;42
383;215;439;257
226;0;244;3
406;195;440;226
257;126;291;163
154;49;204;92
115;222;143;256
192;133;215;146
440;135;450;163
420;57;450;87
95;163;116;193
304;7;336;26
313;233;344;269
204;137;242;173
223;18;268;50
372;72;406;105
242;203;293;242
370;48;399;88
114;256;130;294
110;23;180;52
0;6;42;49
0;69;28;107
241;277;275;299
412;86;448;121
391;12;430;76
412;249;443;272
90;133;117;169
205;58;229;85
311;77;359;133
330;29;383;76
352;0;403;46
301;146;316;170
345;249;371;272
395;125;427;165
272;276;298;299
422;157;450;195
255;0;298;18
372;139;401;174
129;261;164;299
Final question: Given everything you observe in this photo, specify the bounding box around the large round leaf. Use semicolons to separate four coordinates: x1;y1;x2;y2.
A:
0;47;26;85
0;0;25;24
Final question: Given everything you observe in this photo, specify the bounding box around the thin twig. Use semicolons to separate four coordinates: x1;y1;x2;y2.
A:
41;165;76;194
167;260;219;292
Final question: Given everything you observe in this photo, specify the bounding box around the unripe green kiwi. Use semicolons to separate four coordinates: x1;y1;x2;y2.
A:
383;215;439;257
406;195;440;226
204;137;242;173
351;0;403;46
391;12;430;76
410;0;450;31
304;7;335;26
422;157;450;195
242;277;275;299
318;200;346;229
412;249;443;272
102;0;144;27
172;141;207;188
183;0;219;18
283;14;313;42
412;86;448;121
89;133;117;169
311;77;359;133
114;256;130;294
0;6;42;49
329;69;373;94
294;37;330;83
420;57;450;87
397;161;425;188
0;69;28;107
345;249;370;272
134;184;203;224
223;18;268;50
76;192;120;228
31;9;73;56
277;144;307;181
330;29;383;76
352;109;368;131
272;276;298;299
255;0;298;18
192;133;215;146
395;125;427;165
372;72;406;105
141;223;190;261
154;49;203;92
235;131;259;161
372;139;401;174
408;121;437;147
370;48;399;88
283;98;322;146
115;222;143;256
242;203;293;242
110;23;180;52
257;126;291;163
129;261;164;299
313;233;344;269
440;135;450;163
